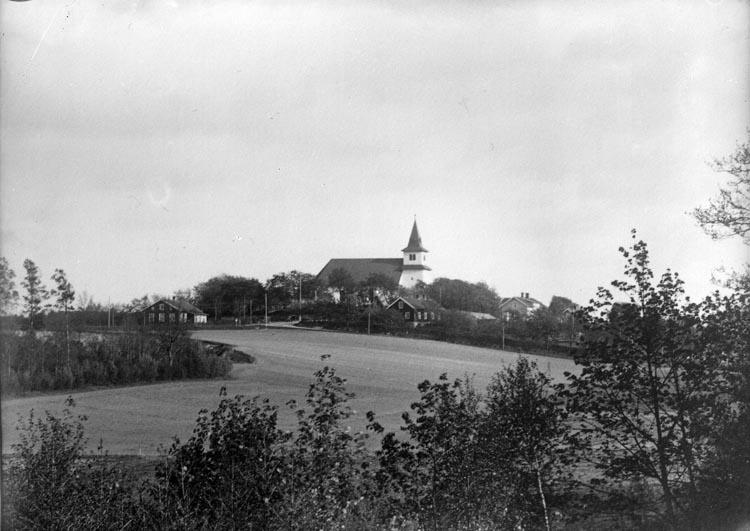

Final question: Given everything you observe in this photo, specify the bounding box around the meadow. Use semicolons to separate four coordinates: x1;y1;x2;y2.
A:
1;328;576;455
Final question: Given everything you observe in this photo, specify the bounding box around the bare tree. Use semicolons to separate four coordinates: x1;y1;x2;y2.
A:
692;134;750;243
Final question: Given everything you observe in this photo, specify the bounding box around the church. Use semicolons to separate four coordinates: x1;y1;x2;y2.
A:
316;220;433;293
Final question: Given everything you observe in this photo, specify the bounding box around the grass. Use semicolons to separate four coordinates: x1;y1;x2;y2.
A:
1;328;576;455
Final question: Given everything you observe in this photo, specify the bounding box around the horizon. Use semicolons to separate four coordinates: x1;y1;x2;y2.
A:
1;1;748;309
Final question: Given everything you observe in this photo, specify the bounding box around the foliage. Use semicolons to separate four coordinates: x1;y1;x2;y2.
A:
50;269;75;314
193;274;264;321
561;231;746;530
3;398;136;531
687;278;750;529
266;270;320;310
368;370;552;531
153;357;377;530
326;267;357;295
483;357;566;531
524;307;559;342
1;329;231;397
692;133;750;243
21;259;49;329
0;256;19;316
548;296;576;317
154;395;290;529
423;277;500;314
361;272;400;302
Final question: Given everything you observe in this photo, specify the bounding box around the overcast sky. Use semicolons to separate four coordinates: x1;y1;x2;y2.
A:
1;0;748;308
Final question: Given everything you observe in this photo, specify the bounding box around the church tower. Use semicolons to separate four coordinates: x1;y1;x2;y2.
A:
399;220;432;289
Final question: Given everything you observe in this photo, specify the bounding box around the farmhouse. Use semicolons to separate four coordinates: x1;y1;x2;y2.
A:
498;293;545;319
387;296;443;326
142;299;208;325
317;220;433;296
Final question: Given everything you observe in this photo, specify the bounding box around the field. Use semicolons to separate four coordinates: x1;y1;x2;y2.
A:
1;328;576;455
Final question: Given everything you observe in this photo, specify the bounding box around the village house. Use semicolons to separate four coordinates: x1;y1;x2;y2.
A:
386;295;443;326
142;299;208;325
498;292;545;320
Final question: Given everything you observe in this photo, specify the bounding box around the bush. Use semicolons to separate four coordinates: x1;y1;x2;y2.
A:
0;330;232;397
2;397;135;530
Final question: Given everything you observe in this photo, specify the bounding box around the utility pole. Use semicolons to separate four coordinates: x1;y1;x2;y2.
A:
264;293;268;329
299;278;302;322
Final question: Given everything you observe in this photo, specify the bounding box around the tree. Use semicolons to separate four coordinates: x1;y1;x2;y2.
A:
562;231;744;530
194;274;264;321
76;290;100;311
692;134;750;243
361;272;399;304
326;267;356;298
483;357;565;531
424;277;500;314
370;374;488;530
171;288;194;303
548;295;575;317
0;257;19;317
50;269;76;366
525;307;558;343
21;259;48;329
265;270;319;310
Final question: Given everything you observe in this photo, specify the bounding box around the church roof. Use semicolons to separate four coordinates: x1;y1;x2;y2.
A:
401;220;428;253
316;258;403;285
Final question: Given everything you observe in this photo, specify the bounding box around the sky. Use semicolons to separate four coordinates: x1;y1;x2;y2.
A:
1;0;748;308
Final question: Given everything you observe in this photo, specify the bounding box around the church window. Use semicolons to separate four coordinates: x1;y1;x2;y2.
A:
409;253;416;261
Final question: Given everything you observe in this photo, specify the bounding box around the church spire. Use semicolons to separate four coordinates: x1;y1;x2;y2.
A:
402;219;428;253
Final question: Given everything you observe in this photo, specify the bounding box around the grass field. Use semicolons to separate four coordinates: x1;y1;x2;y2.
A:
1;328;576;455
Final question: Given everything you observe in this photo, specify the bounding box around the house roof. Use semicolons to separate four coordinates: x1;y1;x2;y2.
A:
498;297;545;309
146;299;207;315
317;258;403;285
401;220;428;253
387;296;443;312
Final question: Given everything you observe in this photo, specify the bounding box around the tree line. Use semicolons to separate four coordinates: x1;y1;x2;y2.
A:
3;234;748;530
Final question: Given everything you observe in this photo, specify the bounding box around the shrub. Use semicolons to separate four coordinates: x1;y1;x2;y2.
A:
2;397;135;530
